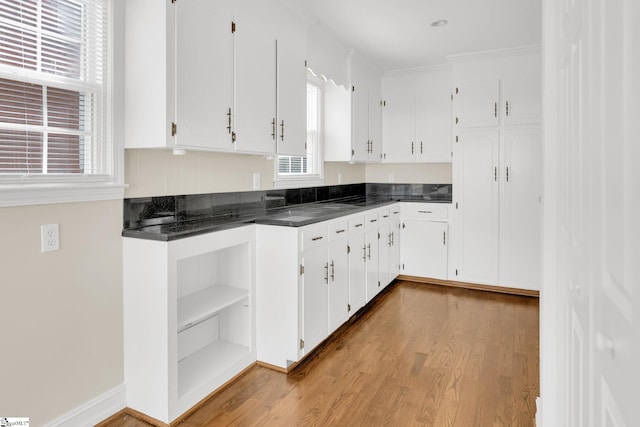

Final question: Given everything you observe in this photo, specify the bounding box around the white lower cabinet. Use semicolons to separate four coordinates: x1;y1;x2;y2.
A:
348;215;367;315
328;222;350;333
400;202;450;280
123;226;256;424
301;243;329;354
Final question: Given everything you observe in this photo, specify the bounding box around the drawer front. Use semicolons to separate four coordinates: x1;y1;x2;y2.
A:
328;220;349;241
301;223;328;251
365;211;380;230
349;215;366;234
389;204;401;220
401;203;449;220
378;208;391;225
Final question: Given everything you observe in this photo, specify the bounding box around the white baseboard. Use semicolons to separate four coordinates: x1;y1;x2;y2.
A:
43;383;126;427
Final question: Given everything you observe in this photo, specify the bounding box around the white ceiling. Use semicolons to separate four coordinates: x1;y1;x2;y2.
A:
287;0;541;71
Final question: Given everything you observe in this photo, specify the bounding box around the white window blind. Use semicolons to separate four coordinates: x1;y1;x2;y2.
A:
0;0;111;177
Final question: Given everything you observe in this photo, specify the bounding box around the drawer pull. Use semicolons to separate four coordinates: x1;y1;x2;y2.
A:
370;219;378;223
383;215;389;218
418;210;433;214
335;229;346;234
354;223;363;228
311;236;323;241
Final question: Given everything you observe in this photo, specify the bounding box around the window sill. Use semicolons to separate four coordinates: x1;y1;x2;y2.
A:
0;181;126;207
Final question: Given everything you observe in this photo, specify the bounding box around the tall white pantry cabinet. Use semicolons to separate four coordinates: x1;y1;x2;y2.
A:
451;49;542;291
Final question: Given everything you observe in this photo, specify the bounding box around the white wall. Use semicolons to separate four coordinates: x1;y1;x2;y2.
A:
0;200;124;426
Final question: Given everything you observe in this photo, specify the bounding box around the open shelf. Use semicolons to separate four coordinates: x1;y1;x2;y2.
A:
177;340;250;398
177;285;249;332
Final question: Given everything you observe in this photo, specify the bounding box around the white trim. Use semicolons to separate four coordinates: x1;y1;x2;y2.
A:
382;63;453;77
42;383;126;427
445;44;542;63
0;183;126;207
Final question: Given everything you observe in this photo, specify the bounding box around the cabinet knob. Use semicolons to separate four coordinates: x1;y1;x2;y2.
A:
595;332;615;353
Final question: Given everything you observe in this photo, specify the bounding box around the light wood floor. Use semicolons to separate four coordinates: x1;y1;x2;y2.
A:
102;281;539;427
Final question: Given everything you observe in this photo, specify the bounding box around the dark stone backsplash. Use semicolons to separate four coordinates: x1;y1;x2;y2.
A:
123;183;451;231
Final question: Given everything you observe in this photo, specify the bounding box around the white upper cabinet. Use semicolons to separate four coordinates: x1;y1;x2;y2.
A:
125;0;306;156
502;75;542;126
351;52;383;163
234;19;277;154
175;0;234;151
454;79;500;128
382;67;453;163
276;39;307;156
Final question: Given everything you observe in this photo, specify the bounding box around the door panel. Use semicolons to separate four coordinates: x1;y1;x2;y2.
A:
382;94;414;162
328;239;349;333
455;80;500;128
349;233;367;314
401;220;447;280
301;245;328;355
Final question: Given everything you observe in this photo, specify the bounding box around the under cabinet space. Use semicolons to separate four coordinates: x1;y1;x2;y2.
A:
177;301;251;398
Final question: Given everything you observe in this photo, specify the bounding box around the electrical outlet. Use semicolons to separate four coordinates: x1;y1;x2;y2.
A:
388;173;395;183
41;224;60;252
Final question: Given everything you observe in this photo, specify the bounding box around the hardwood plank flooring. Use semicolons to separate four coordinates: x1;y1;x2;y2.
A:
101;281;539;427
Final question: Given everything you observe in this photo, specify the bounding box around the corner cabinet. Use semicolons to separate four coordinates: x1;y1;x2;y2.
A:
124;0;306;156
123;226;256;424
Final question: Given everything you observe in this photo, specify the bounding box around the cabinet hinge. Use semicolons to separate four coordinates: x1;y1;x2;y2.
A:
305;60;307;67
300;339;304;349
231;21;236;33
455;117;459;124
171;0;177;3
352;85;355;92
171;122;177;137
299;264;304;276
402;222;405;229
456;202;459;209
456;135;459;143
451;93;453;101
402;263;404;270
351;148;355;156
348;303;351;312
231;131;236;143
378;232;380;239
455;87;459;94
347;245;351;254
455;269;459;276
378;281;381;287
383;100;387;107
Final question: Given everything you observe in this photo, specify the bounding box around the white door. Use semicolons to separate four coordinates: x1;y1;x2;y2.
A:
276;39;306;156
502;75;542;126
378;224;391;287
301;245;328;355
499;128;542;291
590;0;637;425
234;20;276;154
352;86;370;162
455;79;500;128
368;79;383;162
416;88;452;162
388;220;401;282
545;0;639;425
365;228;379;302
349;233;367;315
454;130;500;285
382;94;414;162
401;220;447;280
175;0;233;150
328;239;349;334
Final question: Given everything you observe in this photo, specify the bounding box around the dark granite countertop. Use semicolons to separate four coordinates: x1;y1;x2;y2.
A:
122;183;452;241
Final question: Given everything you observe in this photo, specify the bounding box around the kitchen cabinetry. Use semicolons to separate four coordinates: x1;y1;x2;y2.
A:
123;226;256;424
351;53;383;163
382;89;452;163
328;221;350;333
388;207;401;280
453;71;541;290
348;215;367;315
400;203;450;280
364;211;381;302
124;0;305;156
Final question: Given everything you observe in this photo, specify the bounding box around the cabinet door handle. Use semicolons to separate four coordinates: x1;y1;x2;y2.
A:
443;231;446;245
227;108;232;134
367;243;371;260
324;262;329;284
420;141;423;154
494;102;498;118
506;166;510;182
311;236;323;241
330;261;335;281
280;120;285;141
506;101;509;117
388;232;392;247
494;166;498;181
391;231;395;245
411;141;414;155
363;245;367;261
271;118;276;140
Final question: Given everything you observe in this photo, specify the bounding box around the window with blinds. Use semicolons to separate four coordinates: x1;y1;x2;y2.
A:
0;0;111;177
